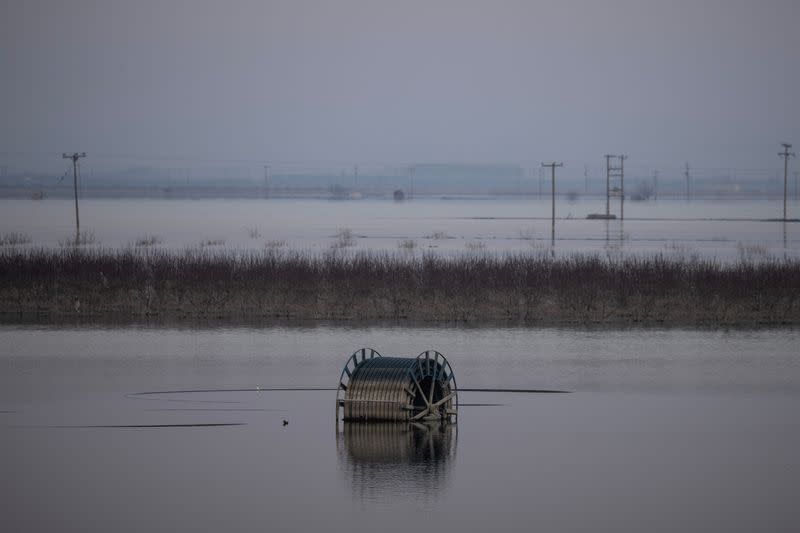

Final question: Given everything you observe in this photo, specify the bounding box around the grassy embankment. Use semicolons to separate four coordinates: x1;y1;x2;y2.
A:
1;248;798;325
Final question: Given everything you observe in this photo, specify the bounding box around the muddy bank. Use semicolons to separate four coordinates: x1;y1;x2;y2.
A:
1;249;798;325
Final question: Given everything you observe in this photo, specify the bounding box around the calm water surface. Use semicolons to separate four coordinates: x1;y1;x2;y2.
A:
1;324;799;532
1;197;798;260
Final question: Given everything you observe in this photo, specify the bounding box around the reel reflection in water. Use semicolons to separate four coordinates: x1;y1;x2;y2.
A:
337;422;457;500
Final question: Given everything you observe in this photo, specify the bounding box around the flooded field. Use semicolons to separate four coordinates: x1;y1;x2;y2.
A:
2;323;799;532
1;197;798;260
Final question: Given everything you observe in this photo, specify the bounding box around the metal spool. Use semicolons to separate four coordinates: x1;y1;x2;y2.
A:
335;348;458;422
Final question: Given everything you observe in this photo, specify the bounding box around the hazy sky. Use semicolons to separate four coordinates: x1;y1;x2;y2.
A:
1;0;798;173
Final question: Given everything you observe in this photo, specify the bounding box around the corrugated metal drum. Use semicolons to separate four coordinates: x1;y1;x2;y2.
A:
335;348;458;422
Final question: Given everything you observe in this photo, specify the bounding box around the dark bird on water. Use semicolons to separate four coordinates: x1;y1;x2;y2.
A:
282;419;288;426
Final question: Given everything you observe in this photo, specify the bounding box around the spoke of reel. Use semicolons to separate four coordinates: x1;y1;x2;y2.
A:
410;391;455;421
411;373;430;408
430;392;455;410
428;353;439;406
410;409;429;421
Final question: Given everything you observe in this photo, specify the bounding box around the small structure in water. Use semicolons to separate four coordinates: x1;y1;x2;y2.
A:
335;348;458;423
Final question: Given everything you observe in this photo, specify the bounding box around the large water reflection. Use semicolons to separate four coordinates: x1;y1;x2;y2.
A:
337;422;456;502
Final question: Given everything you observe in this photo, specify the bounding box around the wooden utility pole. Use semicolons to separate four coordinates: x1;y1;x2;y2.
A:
62;152;86;241
408;165;415;199
541;162;564;246
604;155;612;217
619;155;627;220
684;162;691;201
653;169;659;201
538;166;543;198
584;165;589;195
779;143;795;220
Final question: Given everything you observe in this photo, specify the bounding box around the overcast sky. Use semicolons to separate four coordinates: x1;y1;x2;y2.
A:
1;0;798;173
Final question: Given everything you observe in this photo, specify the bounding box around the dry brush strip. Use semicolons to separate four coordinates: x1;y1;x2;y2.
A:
0;248;799;325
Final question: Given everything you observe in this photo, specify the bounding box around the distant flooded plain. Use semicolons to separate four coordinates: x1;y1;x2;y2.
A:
2;323;799;532
2;196;799;531
1;197;798;260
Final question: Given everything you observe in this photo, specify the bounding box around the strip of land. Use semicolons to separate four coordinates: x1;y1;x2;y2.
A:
1;248;798;325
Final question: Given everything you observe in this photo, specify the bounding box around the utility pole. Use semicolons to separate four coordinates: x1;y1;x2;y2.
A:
684;162;691;201
62;152;86;241
653;170;659;201
778;143;795;220
604;154;625;218
605;155;612;217
619;155;627;220
538;166;543;198
584;165;589;195
541;162;563;247
263;164;271;199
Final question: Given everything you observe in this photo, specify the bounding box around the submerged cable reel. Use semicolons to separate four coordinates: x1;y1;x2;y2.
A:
336;348;458;423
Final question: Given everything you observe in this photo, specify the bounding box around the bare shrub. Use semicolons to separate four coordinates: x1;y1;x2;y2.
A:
332;228;355;249
424;231;451;240
0;232;31;246
398;239;417;251
199;238;226;248
665;241;691;253
246;227;261;239
265;239;287;250
133;234;162;247
737;242;770;262
59;231;97;247
664;242;699;263
517;226;536;241
2;249;799;324
465;241;486;251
